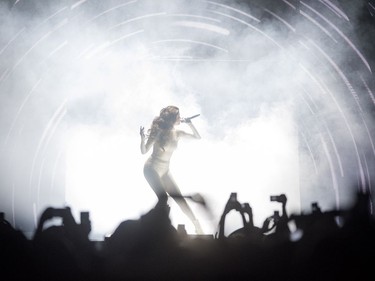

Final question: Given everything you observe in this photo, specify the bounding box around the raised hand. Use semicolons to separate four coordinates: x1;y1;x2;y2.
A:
140;126;145;138
181;114;200;123
180;118;192;124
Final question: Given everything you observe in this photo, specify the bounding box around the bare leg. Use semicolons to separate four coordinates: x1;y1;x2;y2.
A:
143;163;168;204
161;171;203;234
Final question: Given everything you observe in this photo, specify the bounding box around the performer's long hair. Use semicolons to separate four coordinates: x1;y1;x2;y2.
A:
147;105;180;148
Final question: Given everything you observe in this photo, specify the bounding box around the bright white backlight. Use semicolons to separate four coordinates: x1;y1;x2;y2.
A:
66;105;300;239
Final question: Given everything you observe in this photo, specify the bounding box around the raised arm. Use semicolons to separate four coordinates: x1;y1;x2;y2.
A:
140;126;154;154
178;119;201;139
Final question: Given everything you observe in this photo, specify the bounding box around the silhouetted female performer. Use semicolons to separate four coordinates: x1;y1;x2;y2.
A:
140;105;203;234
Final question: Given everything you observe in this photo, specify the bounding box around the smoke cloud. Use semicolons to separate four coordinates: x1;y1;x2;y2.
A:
0;0;374;238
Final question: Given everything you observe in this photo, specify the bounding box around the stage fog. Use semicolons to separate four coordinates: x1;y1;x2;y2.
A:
1;0;374;239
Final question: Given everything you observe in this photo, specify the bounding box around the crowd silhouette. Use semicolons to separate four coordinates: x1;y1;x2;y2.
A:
1;188;374;281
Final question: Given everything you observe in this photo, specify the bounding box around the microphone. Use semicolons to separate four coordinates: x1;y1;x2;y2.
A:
181;114;200;122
